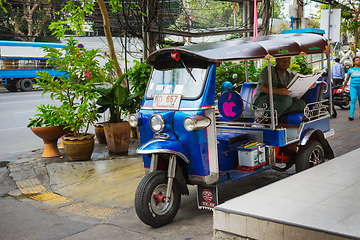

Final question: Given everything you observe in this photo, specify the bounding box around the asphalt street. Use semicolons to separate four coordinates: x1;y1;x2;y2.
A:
0;88;105;168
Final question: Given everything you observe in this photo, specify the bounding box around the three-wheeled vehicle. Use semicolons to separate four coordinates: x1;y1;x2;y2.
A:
129;32;334;227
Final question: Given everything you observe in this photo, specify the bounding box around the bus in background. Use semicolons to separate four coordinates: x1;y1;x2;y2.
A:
0;41;66;92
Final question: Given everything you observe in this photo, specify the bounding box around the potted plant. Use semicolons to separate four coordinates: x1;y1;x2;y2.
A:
35;37;115;160
96;74;143;153
27;104;66;157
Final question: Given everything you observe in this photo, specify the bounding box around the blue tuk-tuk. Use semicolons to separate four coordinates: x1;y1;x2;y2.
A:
129;32;334;227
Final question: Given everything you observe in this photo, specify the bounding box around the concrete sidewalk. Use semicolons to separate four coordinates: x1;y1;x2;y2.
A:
1;139;213;240
6;139;144;216
214;148;360;240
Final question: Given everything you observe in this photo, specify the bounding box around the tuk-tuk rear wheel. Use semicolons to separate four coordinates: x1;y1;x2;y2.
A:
134;170;181;228
295;140;325;173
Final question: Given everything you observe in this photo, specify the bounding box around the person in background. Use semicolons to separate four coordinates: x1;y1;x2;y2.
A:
342;56;360;121
253;57;315;121
331;57;345;87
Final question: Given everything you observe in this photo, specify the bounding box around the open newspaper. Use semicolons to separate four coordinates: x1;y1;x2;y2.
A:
286;72;321;98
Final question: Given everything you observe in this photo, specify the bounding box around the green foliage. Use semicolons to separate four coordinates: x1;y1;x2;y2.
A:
35;37;116;137
126;60;152;113
27;104;65;128
109;0;123;13
96;75;143;123
0;0;7;13
260;57;312;75
215;61;261;94
49;0;94;39
289;56;313;75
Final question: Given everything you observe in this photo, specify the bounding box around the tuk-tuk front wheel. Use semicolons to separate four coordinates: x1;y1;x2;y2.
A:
134;171;181;228
295;140;325;173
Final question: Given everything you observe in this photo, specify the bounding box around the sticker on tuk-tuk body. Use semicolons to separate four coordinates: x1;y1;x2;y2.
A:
218;90;243;121
163;83;173;94
154;84;164;94
152;94;181;110
196;184;218;210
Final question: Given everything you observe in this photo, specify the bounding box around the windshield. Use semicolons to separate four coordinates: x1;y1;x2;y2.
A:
145;67;208;99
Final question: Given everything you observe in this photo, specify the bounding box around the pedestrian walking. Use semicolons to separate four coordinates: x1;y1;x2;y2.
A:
331;57;345;87
342;56;360;121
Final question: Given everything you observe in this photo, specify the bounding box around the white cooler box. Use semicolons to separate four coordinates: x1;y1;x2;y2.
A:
237;142;266;171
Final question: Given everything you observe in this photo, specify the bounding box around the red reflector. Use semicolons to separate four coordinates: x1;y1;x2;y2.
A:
171;52;180;62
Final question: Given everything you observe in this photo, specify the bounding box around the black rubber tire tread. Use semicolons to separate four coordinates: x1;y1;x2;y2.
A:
134;170;181;228
20;78;33;91
340;95;350;110
295;140;325;173
6;85;18;92
331;105;337;118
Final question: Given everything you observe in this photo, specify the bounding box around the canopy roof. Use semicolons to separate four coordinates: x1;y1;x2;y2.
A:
147;33;329;67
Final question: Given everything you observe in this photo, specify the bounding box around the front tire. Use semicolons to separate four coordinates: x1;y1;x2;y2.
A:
134;171;181;228
295;140;325;173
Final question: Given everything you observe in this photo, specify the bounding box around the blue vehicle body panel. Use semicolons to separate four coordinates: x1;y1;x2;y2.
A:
0;69;65;83
0;40;65;49
299;117;330;140
138;64;217;177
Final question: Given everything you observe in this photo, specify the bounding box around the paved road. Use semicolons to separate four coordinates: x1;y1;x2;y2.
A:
0;89;58;165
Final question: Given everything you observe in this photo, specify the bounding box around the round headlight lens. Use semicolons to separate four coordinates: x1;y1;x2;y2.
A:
184;117;196;131
129;114;139;127
150;114;165;132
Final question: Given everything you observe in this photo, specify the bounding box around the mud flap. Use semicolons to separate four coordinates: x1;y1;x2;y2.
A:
196;184;218;210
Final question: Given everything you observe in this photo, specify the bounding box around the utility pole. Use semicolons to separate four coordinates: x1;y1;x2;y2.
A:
295;0;303;29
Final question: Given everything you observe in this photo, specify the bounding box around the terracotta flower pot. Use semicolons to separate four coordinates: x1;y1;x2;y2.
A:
31;126;66;157
94;122;107;144
63;133;95;161
103;122;131;154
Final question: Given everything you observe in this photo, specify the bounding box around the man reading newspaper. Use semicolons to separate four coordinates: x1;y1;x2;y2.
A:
253;57;316;121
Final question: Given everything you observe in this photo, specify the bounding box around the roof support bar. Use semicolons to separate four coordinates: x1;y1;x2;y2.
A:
267;59;275;130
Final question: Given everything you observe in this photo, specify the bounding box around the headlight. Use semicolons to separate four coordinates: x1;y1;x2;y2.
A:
184;118;196;131
129;113;142;127
150;113;165;132
184;115;211;131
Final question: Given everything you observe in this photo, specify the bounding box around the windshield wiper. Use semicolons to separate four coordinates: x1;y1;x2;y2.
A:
180;59;197;82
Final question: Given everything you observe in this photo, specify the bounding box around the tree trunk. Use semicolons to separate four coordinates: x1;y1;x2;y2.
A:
97;0;125;85
354;12;359;52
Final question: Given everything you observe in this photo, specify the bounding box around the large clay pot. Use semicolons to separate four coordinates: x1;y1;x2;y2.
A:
94;122;107;144
103;122;131;154
63;133;95;161
31;126;66;157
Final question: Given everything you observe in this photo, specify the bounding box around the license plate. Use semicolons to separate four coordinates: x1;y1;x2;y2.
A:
152;94;181;110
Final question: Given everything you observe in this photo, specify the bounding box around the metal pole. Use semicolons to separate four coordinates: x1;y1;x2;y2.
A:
267;60;275;130
245;61;248;82
328;1;332;43
327;1;333;116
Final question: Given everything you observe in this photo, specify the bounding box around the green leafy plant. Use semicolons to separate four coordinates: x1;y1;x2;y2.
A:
215;61;261;94
27;104;65;128
289;56;313;75
261;57;313;75
126;60;152;113
96;75;143;123
35;37;116;137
